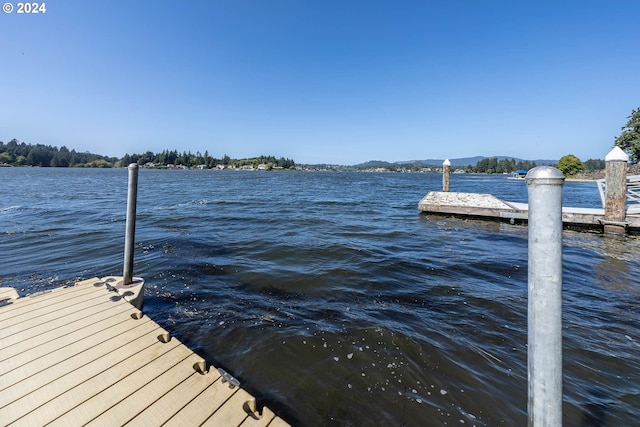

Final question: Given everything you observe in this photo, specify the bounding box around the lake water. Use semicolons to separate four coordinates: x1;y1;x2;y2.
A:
1;167;639;426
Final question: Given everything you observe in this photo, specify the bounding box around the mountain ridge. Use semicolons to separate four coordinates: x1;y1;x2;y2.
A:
356;156;557;168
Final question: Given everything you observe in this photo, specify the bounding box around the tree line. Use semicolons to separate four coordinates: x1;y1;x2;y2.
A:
116;150;296;170
467;158;538;174
0;139;295;170
0;139;116;168
467;156;606;176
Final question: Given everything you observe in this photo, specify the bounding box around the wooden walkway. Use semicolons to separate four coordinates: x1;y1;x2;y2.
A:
418;191;640;233
0;277;289;427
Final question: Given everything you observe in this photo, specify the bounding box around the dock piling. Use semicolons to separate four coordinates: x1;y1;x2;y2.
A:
603;147;629;235
525;166;565;427
123;163;139;285
442;159;451;192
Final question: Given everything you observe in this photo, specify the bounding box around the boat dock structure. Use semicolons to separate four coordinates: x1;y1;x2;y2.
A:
421;148;640;235
0;276;289;427
418;191;640;233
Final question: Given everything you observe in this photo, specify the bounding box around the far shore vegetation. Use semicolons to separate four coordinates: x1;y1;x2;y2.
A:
1;106;638;175
0;138;618;175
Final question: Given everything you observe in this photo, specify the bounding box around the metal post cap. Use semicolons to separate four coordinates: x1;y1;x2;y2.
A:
128;163;139;169
525;165;565;182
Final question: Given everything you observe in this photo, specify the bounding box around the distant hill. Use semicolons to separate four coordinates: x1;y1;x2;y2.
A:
360;156;557;168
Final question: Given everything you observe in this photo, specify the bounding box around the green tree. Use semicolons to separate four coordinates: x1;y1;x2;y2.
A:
584;158;605;171
556;154;584;176
115;154;131;168
615;107;640;164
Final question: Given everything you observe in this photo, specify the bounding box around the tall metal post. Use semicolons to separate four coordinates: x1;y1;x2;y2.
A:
442;159;451;192
123;163;139;285
525;166;565;427
603;146;629;235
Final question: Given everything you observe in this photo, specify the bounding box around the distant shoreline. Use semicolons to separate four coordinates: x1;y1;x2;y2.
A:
565;178;598;182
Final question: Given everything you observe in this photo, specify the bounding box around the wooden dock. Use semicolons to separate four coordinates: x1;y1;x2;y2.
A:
418;191;640;233
0;277;289;427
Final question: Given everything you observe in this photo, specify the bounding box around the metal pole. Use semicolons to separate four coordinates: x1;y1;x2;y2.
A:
603;146;629;235
442;159;451;192
123;163;139;285
525;166;564;427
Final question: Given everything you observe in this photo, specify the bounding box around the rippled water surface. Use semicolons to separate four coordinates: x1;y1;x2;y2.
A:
1;168;639;426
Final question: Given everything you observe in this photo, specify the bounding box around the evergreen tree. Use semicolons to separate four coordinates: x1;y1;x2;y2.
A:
614;107;640;164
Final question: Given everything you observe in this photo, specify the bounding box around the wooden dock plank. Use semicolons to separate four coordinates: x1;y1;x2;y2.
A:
0;278;290;427
0;283;121;341
201;388;257;427
163;375;239;427
265;416;293;427
0;279;98;319
0;287;19;306
0;283;105;326
0;318;152;392
10;331;167;426
238;406;279;427
0;302;134;363
0;278;105;314
0;293;134;350
25;331;184;426
0;324;161;424
127;363;224;426
0;306;138;375
48;343;192;426
0;313;152;389
84;353;209;426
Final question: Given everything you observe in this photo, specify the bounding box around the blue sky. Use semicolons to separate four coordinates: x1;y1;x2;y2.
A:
2;0;639;165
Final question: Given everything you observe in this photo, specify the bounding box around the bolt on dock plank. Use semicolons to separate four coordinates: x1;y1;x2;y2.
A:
418;191;640;233
0;277;289;427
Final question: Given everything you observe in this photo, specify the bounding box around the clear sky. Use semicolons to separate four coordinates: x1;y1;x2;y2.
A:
2;0;639;165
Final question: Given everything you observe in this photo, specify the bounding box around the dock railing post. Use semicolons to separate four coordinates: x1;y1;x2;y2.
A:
525;166;565;427
442;159;451;192
123;163;139;286
603;146;629;235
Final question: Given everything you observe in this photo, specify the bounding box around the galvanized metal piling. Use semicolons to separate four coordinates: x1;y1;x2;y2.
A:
442;159;451;192
525;166;565;427
603;147;629;235
123;163;139;285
